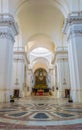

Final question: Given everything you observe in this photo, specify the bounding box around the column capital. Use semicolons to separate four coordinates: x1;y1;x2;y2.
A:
0;13;18;42
63;13;82;40
56;47;68;54
55;47;68;62
49;65;55;70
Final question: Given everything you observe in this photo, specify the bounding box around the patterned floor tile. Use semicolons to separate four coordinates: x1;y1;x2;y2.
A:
0;96;82;129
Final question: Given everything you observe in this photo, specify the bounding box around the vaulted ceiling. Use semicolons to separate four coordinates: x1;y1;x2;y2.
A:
10;0;68;70
15;0;64;47
18;4;63;43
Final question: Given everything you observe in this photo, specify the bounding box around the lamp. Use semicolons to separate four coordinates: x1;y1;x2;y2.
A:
63;78;66;85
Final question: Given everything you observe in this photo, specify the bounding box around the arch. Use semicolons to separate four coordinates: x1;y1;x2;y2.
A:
15;0;68;48
26;33;55;53
34;68;47;74
33;64;48;73
16;0;69;18
32;57;49;72
33;57;49;65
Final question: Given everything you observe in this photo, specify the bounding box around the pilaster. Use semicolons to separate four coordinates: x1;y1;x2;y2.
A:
63;13;82;102
55;47;70;98
0;14;18;102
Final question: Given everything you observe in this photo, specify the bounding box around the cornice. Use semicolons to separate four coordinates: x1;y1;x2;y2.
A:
14;58;24;63
0;31;14;42
52;47;68;64
63;12;82;40
67;16;82;24
13;49;30;64
55;50;68;55
67;29;82;41
57;58;68;62
55;47;68;55
0;13;18;41
63;16;82;34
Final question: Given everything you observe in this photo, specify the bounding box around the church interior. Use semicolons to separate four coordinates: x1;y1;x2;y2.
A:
0;0;82;129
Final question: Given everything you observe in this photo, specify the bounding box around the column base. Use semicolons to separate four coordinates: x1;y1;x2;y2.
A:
71;90;82;103
57;90;65;98
0;89;10;103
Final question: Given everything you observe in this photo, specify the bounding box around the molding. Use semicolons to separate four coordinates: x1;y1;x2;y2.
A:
55;50;68;55
63;13;82;40
14;58;24;63
69;11;82;16
63;16;82;33
52;47;68;64
0;31;15;42
56;47;68;55
57;58;68;62
0;13;18;42
13;47;30;64
13;52;29;64
55;48;68;60
68;30;82;41
0;88;10;91
71;89;82;91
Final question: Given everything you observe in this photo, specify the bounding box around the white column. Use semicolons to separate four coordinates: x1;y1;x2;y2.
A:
0;14;18;102
55;47;70;98
12;58;24;98
23;65;27;97
0;0;9;13
49;67;55;90
63;13;82;102
27;68;32;94
55;65;57;89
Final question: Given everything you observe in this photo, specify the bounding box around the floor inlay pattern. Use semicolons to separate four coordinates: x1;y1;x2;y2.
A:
0;96;82;129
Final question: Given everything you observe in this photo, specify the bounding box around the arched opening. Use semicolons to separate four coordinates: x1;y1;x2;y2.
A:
32;68;50;96
34;68;47;86
12;0;70;98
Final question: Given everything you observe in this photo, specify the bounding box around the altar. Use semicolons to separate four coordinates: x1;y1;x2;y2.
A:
32;88;49;96
36;90;44;96
32;68;49;96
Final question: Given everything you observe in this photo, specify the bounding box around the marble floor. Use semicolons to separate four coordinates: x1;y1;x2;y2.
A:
0;96;82;129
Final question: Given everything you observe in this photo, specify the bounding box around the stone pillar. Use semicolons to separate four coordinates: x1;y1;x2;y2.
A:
12;47;29;98
0;14;18;102
46;73;51;88
49;66;55;90
55;47;70;98
26;68;31;96
54;65;58;98
63;13;82;102
27;68;33;94
47;69;52;89
23;65;27;97
55;65;58;89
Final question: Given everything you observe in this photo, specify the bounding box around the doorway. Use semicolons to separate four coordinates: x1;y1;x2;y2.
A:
65;89;70;98
14;89;19;98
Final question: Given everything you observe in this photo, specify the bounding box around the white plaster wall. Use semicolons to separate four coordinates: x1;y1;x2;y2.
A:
12;60;24;97
0;0;9;13
57;60;70;96
64;60;71;89
14;34;23;48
